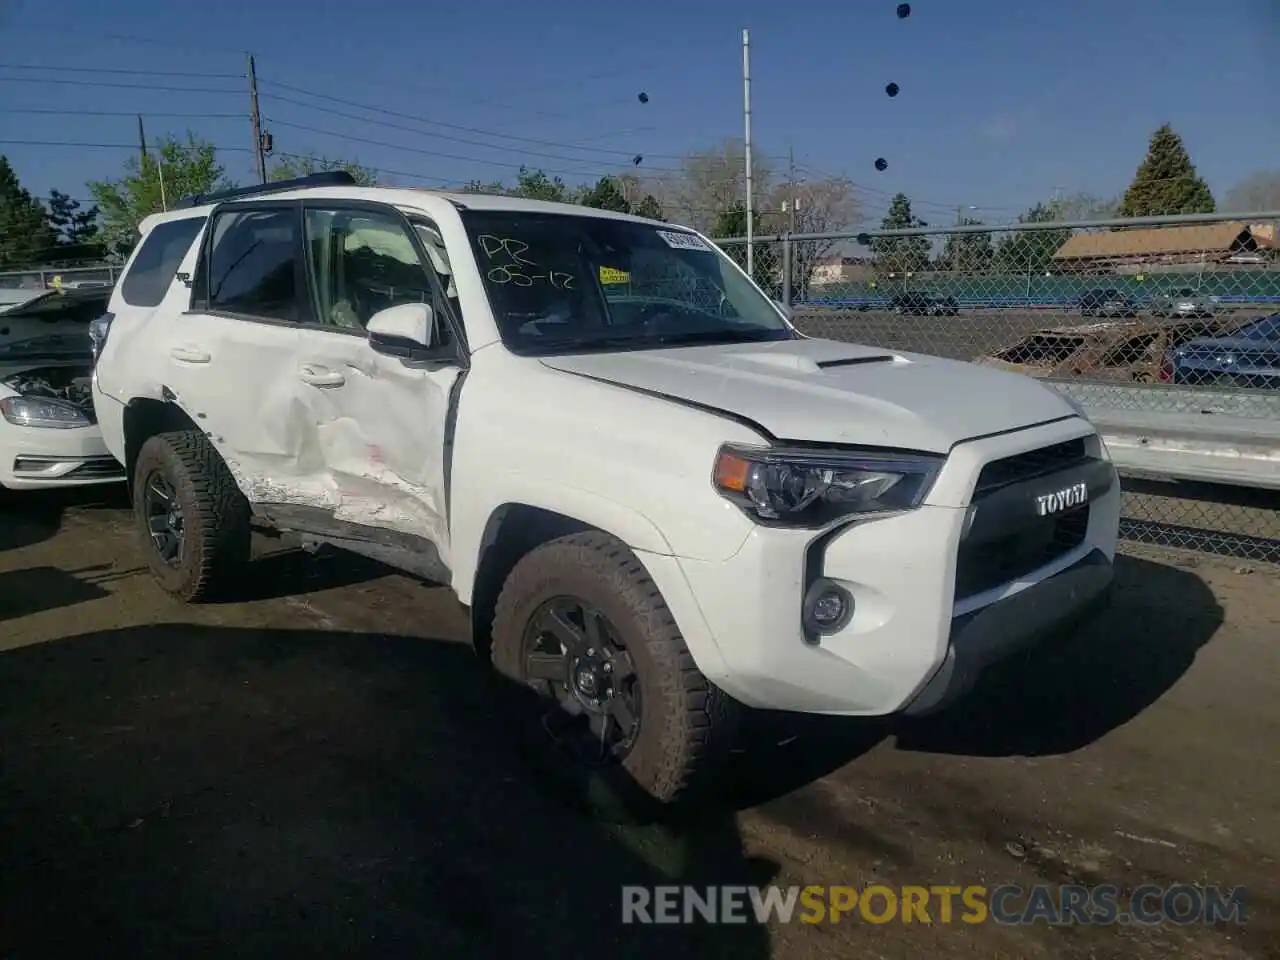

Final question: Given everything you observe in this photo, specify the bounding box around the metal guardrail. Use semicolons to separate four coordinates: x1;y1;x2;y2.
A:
800;295;1280;310
1050;381;1280;490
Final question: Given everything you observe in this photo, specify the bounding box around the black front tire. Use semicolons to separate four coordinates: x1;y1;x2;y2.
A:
491;531;739;816
132;430;251;602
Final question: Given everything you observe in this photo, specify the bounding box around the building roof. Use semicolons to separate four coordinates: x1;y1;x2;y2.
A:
1053;221;1277;261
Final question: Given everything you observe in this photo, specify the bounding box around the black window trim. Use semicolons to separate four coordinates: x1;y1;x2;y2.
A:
187;199;315;328
294;198;469;362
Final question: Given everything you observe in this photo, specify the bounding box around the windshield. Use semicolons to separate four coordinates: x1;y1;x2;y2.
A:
458;210;795;355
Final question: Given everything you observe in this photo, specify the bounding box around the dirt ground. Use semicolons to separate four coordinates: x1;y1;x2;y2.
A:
2;487;1277;959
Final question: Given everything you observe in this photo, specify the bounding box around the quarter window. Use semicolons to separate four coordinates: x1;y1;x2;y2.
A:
120;215;206;308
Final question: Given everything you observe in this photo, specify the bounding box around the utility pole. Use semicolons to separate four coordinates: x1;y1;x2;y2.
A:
137;115;147;164
787;147;798;234
742;28;754;279
247;53;267;184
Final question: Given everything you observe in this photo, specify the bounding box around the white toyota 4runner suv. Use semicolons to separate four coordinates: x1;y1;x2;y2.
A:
92;173;1120;806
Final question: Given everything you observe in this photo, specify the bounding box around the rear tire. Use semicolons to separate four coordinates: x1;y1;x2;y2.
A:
491;531;739;818
132;430;251;602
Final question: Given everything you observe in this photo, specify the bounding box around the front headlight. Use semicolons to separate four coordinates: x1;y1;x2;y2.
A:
712;444;943;527
89;313;114;364
0;396;91;429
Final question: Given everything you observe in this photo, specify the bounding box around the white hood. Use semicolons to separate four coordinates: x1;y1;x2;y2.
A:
539;337;1077;453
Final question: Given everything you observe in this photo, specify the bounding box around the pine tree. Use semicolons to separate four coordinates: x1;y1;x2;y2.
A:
869;193;931;275
0;156;59;269
46;189;103;261
1119;124;1216;217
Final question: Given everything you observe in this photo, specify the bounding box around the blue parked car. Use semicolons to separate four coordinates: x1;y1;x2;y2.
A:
1167;314;1280;389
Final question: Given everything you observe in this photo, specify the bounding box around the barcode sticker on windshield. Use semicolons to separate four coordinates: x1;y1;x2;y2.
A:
657;230;712;252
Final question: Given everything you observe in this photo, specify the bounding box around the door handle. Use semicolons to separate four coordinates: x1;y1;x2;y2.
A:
170;345;211;364
298;364;346;388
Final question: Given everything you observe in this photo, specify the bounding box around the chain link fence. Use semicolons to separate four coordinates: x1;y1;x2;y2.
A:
718;211;1280;564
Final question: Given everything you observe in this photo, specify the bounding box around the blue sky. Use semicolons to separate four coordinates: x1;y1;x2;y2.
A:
1;0;1277;226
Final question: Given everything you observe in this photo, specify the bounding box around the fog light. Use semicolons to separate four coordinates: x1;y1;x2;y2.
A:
802;579;854;638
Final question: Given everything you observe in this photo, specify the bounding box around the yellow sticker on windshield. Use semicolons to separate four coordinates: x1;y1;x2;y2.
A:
599;266;630;284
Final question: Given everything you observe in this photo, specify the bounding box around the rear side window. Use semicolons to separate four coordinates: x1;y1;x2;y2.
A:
120;216;207;308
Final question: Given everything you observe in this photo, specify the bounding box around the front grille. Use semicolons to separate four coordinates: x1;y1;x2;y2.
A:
973;437;1087;498
957;436;1095;601
955;505;1089;600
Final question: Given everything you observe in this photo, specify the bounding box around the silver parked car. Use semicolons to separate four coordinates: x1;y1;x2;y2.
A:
1152;287;1216;319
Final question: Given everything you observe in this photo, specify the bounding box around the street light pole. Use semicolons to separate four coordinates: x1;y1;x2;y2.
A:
742;28;754;278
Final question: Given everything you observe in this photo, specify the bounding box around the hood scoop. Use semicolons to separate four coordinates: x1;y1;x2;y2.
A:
720;351;897;375
816;354;897;370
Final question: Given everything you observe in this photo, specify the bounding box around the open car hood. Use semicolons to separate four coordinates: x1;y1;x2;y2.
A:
0;287;107;363
0;286;111;320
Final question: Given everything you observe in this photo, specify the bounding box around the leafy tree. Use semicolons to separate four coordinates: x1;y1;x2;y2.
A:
578;176;631;213
88;132;233;259
657;139;774;235
459;177;509;195
270;152;378;186
631;194;665;221
937;217;994;273
0;156;58;269
766;176;861;300
1054;191;1119;222
1119;124;1215;217
869;193;931;276
460;166;571;202
996;201;1070;273
1222;170;1280;214
713;202;757;266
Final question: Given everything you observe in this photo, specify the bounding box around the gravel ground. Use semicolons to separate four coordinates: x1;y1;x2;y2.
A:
1;487;1278;959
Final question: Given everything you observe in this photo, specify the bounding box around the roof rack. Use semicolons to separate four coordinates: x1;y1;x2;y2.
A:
175;170;358;209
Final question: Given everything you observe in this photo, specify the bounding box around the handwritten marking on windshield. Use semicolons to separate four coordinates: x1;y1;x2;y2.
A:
478;235;537;267
487;266;575;290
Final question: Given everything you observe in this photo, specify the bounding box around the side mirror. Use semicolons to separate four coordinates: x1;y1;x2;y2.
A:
367;302;439;360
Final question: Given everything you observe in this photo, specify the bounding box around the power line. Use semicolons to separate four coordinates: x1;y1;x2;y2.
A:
0;63;243;79
261;91;682;171
263;116;648;179
0;76;240;94
0;137;251;152
0;107;245;120
258;77;708;162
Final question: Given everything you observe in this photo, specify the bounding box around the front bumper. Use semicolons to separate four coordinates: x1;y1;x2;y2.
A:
643;417;1120;717
901;548;1112;716
0;420;125;489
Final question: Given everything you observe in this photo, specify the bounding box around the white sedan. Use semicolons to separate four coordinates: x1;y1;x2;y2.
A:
0;288;125;490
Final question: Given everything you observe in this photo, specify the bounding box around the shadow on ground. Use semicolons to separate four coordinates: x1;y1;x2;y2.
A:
208;544;397;604
0;483;129;553
895;553;1224;757
707;553;1224;810
0;624;777;959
